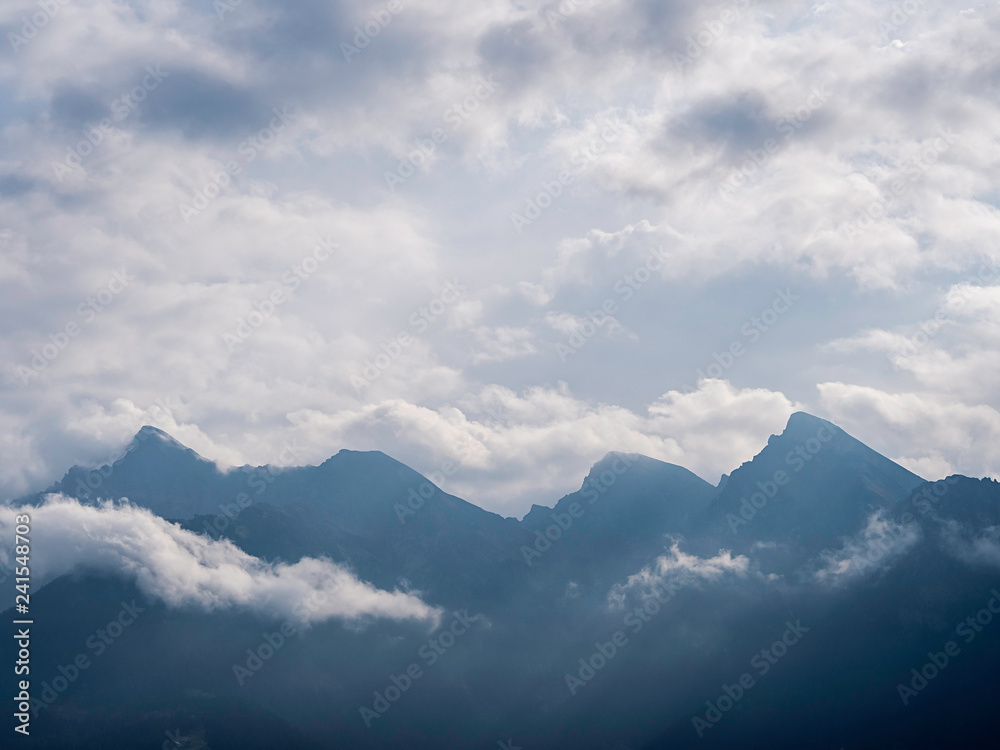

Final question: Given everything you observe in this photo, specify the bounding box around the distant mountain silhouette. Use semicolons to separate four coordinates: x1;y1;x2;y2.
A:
5;412;998;750
18;413;930;601
693;411;925;562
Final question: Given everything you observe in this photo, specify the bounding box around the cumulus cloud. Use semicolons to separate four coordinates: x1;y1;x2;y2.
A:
824;276;1000;399
818;382;1000;482
0;377;799;516
1;0;998;513
0;496;441;628
812;511;921;587
607;541;749;609
286;378;800;514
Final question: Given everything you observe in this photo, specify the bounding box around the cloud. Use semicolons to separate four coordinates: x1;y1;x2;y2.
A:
939;519;1000;570
1;0;998;518
608;541;749;609
817;382;1000;482
812;510;921;587
287;378;800;514
469;324;538;364
823;276;1000;400
0;495;441;628
0;377;799;517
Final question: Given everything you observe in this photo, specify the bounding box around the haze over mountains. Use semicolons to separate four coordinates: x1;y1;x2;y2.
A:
3;413;999;749
4;1;998;748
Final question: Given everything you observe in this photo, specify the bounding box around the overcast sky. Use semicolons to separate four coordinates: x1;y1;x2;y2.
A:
1;0;998;517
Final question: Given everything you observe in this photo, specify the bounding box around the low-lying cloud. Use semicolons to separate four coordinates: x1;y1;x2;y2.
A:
608;541;749;608
939;519;1000;570
0;495;441;627
813;511;921;587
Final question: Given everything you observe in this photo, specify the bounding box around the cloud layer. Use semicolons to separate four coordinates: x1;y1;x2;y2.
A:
0;495;441;627
1;0;998;514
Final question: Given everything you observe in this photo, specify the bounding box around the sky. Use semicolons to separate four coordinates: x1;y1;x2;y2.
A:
1;0;999;518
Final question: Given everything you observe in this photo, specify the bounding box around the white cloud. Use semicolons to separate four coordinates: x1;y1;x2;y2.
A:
285;378;800;514
817;382;1000;481
1;0;998;517
812;510;921;587
469;325;538;364
608;542;749;609
0;377;799;516
0;496;441;627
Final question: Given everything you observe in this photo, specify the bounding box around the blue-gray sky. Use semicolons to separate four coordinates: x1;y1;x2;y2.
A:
1;0;998;516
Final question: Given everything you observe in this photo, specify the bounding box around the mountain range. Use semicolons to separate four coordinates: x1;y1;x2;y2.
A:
3;412;998;749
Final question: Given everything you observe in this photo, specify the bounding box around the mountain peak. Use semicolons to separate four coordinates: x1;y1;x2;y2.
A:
586;450;689;474
786;410;827;426
588;450;640;472
124;425;207;462
785;411;836;430
136;424;169;437
753;411;845;455
702;410;925;552
134;424;180;445
778;411;837;438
